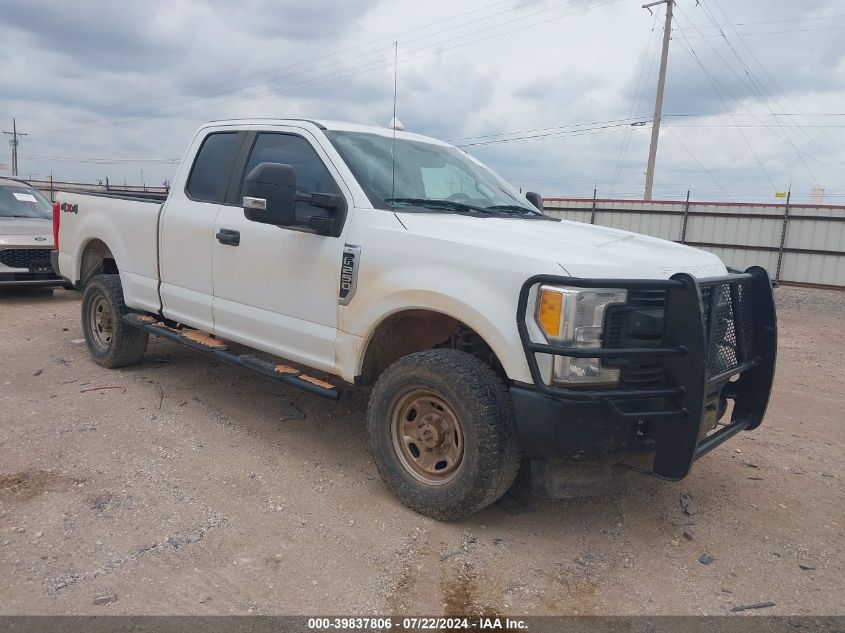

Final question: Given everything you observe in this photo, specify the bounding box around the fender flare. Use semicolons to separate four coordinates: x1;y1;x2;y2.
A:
351;291;531;384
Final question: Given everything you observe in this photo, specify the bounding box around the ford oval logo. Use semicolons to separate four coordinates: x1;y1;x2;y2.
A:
34;236;47;242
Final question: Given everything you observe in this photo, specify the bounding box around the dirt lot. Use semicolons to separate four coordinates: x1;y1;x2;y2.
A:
0;285;842;616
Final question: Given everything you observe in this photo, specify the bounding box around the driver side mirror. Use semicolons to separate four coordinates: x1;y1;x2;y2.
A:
242;162;297;226
525;191;543;211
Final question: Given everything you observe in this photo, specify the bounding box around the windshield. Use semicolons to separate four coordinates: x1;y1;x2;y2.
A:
0;184;52;219
327;131;539;214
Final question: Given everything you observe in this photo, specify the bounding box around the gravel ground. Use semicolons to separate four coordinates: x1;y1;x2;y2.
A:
0;285;842;616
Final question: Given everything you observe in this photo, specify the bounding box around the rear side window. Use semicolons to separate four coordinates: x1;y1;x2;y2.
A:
185;132;239;203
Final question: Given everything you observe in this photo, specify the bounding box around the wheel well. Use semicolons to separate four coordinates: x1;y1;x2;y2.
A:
79;239;118;285
359;309;504;384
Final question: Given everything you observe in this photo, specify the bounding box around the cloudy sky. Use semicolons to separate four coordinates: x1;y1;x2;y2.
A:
1;0;844;202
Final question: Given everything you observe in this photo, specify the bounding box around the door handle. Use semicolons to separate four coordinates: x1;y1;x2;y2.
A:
216;229;240;246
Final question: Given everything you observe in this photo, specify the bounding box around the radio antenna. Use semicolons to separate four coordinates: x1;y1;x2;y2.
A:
391;41;398;205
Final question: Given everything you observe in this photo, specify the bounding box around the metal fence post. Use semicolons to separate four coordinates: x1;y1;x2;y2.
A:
49;173;54;202
775;190;791;282
680;189;690;243
590;187;597;224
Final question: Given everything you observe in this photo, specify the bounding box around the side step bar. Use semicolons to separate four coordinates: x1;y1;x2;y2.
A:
121;313;341;401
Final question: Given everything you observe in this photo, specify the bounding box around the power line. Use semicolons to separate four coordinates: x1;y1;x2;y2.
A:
664;127;734;201
448;115;832;146
447;116;647;142
671;20;778;192
694;14;845;28
673;8;792;141
666;112;845;118
706;0;845;163
666;123;845;129
682;24;845;38
694;0;823;190
456;121;636;147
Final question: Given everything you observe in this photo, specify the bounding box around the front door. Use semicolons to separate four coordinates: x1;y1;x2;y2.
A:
211;128;351;373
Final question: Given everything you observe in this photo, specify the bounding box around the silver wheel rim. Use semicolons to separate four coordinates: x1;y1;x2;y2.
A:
88;295;113;351
391;388;465;486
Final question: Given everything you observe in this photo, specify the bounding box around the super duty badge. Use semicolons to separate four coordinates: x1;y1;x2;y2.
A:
339;245;361;306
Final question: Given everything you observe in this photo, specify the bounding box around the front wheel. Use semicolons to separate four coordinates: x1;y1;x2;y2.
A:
367;349;521;520
81;274;149;368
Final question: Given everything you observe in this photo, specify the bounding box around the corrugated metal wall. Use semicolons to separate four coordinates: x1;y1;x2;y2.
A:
544;198;845;288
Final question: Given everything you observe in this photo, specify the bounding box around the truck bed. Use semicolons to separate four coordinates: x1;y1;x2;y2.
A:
54;190;163;314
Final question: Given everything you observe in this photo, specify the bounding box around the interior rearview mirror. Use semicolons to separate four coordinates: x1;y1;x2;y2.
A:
242;162;297;225
525;191;543;211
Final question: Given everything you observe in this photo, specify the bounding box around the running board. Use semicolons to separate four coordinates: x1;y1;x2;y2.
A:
121;313;341;401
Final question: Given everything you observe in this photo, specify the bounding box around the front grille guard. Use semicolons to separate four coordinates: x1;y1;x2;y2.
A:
515;266;777;480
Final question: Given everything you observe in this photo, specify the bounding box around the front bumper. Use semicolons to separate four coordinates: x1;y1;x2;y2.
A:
0;246;64;287
514;266;777;481
510;387;649;460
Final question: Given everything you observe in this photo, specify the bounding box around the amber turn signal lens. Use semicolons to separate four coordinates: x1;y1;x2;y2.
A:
538;289;563;338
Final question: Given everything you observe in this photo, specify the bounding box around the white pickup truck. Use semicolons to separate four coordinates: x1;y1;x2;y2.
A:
52;118;777;519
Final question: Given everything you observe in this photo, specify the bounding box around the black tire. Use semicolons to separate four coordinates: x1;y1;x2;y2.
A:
367;349;522;520
81;274;148;368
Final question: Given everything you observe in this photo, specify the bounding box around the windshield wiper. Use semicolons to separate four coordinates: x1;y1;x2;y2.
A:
484;204;558;220
385;198;495;215
485;205;540;215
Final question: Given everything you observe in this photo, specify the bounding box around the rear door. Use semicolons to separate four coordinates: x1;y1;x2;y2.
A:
211;126;353;373
159;130;244;331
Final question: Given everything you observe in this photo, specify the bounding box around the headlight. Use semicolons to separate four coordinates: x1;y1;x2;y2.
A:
536;285;627;386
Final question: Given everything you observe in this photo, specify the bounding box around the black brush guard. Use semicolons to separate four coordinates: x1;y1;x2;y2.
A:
516;266;777;480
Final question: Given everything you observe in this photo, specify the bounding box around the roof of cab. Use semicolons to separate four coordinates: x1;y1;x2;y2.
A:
202;118;452;147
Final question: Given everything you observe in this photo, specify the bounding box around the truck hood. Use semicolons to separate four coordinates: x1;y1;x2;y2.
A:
0;217;53;246
396;213;727;279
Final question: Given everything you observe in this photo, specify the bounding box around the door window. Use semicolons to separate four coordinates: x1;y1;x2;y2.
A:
185;132;239;203
241;133;340;221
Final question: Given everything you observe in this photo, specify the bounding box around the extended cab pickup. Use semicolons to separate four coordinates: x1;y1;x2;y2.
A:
52;119;777;519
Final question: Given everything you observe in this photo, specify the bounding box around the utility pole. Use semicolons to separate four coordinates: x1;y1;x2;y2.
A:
643;0;673;201
2;118;27;177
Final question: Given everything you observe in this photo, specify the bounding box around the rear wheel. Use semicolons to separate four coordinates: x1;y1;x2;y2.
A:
81;274;148;368
367;349;521;520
